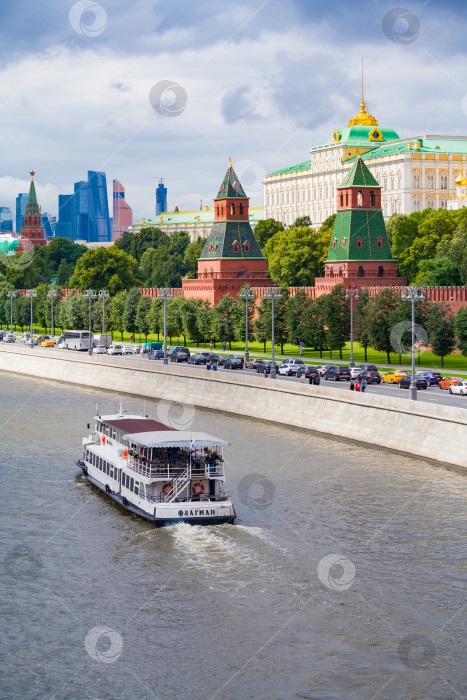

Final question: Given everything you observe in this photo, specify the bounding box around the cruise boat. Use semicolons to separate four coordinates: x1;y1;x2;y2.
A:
75;410;236;526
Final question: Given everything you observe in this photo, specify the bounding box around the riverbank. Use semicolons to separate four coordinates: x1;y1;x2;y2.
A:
0;343;466;471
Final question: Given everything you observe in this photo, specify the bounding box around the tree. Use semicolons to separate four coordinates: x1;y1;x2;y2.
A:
293;215;311;227
69;247;139;294
265;226;331;286
325;284;349;360
301;295;327;357
443;215;467;284
415;257;462;286
213;294;242;349
123;288;141;337
180;298;203;345
110;291;127;340
287;289;309;347
455;306;467;356
272;287;290;354
254;219;284;249
136;295;153;341
365;288;402;363
114;230;133;255
354;288;371;362
427;303;455;367
195;301;213;347
56;259;71;285
183;238;205;279
254;297;270;352
148;298;163;340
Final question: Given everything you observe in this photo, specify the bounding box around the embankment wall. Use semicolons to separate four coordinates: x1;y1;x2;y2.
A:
0;344;466;471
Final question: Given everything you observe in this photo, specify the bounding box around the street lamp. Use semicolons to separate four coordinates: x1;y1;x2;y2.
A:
239;287;255;362
47;289;58;339
98;290;109;335
7;291;16;333
83;289;97;356
401;286;425;401
263;288;282;379
344;287;359;368
25;289;37;344
159;288;174;365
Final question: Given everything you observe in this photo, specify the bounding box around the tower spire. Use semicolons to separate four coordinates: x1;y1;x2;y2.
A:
361;56;364;107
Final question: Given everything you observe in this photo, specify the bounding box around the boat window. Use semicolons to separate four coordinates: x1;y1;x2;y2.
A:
130;478;134;492
134;482;139;496
109;466;113;478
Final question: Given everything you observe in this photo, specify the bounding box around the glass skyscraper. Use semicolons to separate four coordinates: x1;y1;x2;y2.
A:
0;207;13;232
156;178;167;215
55;171;112;242
16;193;28;232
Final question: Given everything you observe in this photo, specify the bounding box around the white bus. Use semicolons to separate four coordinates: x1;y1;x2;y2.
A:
63;330;92;351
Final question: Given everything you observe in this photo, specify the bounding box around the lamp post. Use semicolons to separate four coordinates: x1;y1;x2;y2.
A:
47;289;58;339
344;287;359;368
239;287;255;362
83;289;97;356
159;288;174;365
98;290;109;335
401;286;425;401
263;288;282;379
26;289;37;344
7;291;16;333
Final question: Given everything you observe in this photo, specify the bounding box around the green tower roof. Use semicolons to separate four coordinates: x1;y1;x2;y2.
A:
199;221;265;260
215;162;247;199
338;155;380;189
25;177;40;217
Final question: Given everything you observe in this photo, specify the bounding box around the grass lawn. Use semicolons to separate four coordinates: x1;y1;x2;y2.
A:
10;324;467;375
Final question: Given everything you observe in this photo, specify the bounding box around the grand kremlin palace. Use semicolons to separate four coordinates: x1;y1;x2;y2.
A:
264;96;467;227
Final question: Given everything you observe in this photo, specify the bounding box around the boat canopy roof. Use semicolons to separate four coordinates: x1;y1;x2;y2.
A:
123;430;229;448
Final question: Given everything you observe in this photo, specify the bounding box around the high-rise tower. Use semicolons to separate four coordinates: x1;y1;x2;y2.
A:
156;178;167;216
113;180;133;240
17;171;46;253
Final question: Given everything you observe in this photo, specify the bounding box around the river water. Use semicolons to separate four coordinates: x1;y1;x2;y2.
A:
0;372;466;700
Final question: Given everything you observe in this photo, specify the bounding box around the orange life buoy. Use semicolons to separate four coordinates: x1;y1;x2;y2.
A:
123;449;128;459
162;483;173;497
192;482;205;495
102;435;106;445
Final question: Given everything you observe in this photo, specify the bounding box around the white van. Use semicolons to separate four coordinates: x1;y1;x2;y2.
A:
107;344;123;356
278;358;305;376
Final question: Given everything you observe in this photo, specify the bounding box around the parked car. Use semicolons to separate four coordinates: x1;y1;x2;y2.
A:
358;364;378;372
354;370;382;385
4;333;16;343
438;376;462;390
0;331;4;341
36;335;50;344
449;380;467;395
169;346;190;358
278;359;305;376
324;366;351;381
223;357;243;370
398;374;429;389
148;349;165;360
170;351;189;363
122;346;134;355
228;354;244;367
256;361;279;375
296;365;319;379
40;338;55;347
209;354;224;366
419;371;443;385
188;353;209;365
107;344;123;355
316;364;337;376
24;338;37;347
57;339;66;349
93;345;107;355
381;370;410;384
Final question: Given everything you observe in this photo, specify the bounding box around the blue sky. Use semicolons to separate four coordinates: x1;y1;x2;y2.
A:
0;0;466;222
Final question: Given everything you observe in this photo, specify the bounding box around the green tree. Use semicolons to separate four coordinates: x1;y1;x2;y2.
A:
123;288;141;338
213;294;242;349
148;297;163;340
300;295;327;357
183;238;205;279
455;306;467;356
426;303;455;367
129;227;169;262
293;215;311;227
354;288;371;362
253;297;270;352
265;226;331;286
366;288;402;363
110;291;127;340
415;257;462;286
114;230;133;255
56;259;71;285
253;219;284;249
325;284;349;360
69;247;139;294
443;215;467;284
196;304;214;347
286;289;309;347
135;295;153;341
271;286;290;354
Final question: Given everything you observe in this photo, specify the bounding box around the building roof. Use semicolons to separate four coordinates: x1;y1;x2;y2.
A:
215;162;247;199
102;417;175;433
266;159;311;178
354;135;467;162
132;208;264;229
25;177;40;218
199;220;265;260
338;156;380;189
327;209;394;262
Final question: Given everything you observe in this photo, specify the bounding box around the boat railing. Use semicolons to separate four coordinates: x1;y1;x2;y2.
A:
127;457;224;479
143;493;229;504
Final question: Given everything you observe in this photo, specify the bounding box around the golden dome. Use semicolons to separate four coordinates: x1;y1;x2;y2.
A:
348;99;378;127
455;171;467;186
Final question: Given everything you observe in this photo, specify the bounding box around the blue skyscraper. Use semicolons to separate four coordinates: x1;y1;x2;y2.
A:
156;178;167;215
16;193;28;232
41;213;56;239
0;207;14;232
55;171;112;243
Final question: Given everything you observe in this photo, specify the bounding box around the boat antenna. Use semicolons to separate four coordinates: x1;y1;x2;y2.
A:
119;399;124;416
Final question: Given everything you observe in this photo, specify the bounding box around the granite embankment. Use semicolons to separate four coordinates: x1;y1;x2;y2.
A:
0;344;466;471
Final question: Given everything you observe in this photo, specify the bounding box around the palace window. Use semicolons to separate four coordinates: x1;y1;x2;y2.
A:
397;173;401;189
356;237;363;248
369;190;375;206
357;191;363;206
427;173;434;189
383;173;388;190
376;237;383;248
339;193;343;207
230;203;236;215
377;266;384;277
358;266;365;278
440;174;448;190
239;203;244;215
413;173;421;188
345;192;349;206
390;175;395;190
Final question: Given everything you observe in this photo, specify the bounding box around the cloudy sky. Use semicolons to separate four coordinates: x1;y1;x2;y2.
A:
1;0;467;224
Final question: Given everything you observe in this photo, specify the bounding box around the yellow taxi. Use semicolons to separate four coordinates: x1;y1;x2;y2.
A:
381;370;410;384
40;338;55;347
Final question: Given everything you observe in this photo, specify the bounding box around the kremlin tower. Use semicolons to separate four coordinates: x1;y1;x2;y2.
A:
16;171;46;254
182;160;273;304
